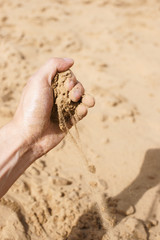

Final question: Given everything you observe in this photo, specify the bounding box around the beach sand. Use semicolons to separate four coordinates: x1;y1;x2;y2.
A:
0;0;160;239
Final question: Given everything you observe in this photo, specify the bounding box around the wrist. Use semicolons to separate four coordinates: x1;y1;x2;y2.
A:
0;120;37;198
9;119;45;162
7;120;35;163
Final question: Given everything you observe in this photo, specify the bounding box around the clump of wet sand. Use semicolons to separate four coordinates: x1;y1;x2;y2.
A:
51;70;80;131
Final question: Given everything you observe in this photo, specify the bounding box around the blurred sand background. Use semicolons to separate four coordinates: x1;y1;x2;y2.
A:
0;0;160;239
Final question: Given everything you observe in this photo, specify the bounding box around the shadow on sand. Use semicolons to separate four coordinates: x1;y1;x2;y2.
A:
107;148;160;223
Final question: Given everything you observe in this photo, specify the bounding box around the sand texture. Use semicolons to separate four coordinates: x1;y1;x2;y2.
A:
1;0;160;239
51;70;80;131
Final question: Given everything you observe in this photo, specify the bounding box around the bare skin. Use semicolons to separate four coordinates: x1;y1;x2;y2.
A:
0;58;95;198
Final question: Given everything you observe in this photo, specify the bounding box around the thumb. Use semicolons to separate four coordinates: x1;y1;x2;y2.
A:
31;57;74;86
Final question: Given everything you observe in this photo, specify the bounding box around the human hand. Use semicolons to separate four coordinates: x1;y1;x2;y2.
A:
12;58;95;159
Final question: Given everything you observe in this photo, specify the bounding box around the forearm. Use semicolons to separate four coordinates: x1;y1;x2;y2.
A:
0;121;35;198
0;58;94;199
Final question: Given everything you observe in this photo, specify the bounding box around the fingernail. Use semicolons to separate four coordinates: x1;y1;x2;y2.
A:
63;58;74;63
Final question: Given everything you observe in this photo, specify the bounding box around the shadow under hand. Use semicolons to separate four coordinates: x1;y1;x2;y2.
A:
67;205;105;240
107;149;160;224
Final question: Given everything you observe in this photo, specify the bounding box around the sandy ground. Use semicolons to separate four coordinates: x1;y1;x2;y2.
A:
0;0;160;239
